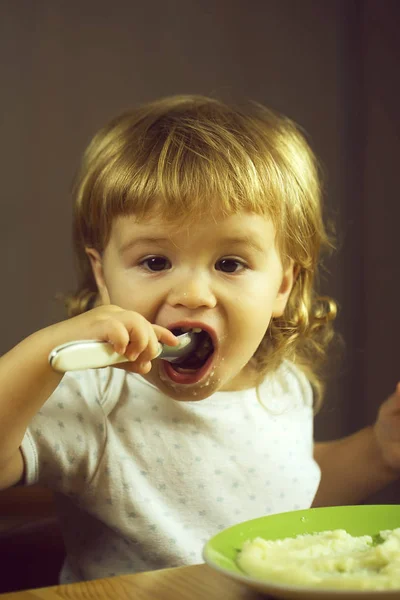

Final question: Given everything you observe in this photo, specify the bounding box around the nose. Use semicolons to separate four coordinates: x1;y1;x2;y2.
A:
167;272;217;309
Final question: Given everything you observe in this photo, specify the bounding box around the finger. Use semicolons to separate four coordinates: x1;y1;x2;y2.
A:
98;319;131;355
152;325;179;346
132;325;162;364
122;314;155;360
138;360;152;374
392;388;400;410
381;389;400;418
132;326;180;365
124;335;150;361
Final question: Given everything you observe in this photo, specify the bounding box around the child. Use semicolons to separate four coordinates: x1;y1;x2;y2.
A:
1;95;399;584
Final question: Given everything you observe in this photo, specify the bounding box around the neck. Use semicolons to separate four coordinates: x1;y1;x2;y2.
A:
220;363;259;391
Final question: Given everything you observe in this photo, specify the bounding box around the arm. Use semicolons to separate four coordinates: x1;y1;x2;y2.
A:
0;328;65;488
313;384;400;507
0;306;177;490
312;427;398;507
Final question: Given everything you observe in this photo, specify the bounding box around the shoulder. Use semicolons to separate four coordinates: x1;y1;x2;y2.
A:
73;367;132;415
42;368;160;419
259;360;314;410
77;368;160;415
39;367;129;416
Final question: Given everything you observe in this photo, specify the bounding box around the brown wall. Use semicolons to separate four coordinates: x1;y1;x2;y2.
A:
1;1;399;499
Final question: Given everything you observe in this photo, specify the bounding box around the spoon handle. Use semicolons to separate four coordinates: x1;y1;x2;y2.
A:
48;332;195;372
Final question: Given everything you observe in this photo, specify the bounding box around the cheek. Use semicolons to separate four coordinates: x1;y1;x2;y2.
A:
104;273;140;310
230;285;278;343
106;276;163;322
105;276;127;305
235;282;280;319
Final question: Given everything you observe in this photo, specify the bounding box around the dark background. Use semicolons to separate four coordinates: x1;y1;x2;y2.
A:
1;0;399;501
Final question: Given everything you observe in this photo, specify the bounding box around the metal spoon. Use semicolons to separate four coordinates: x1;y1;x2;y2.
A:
49;332;196;373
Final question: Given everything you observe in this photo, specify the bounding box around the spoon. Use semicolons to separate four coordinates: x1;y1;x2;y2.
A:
48;332;196;373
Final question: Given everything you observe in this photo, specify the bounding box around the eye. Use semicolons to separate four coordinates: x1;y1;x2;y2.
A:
140;256;171;272
215;258;246;273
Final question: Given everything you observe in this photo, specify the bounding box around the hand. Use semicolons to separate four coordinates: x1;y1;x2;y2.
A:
61;305;178;375
373;383;400;475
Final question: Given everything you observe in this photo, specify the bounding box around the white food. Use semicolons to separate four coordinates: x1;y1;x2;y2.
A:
237;528;400;590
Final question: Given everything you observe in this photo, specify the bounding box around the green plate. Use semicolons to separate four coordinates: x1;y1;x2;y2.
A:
202;505;400;600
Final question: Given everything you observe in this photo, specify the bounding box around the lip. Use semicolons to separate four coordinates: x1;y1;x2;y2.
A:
158;320;219;386
162;353;215;385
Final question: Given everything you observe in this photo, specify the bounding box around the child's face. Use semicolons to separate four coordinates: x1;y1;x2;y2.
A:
88;209;295;400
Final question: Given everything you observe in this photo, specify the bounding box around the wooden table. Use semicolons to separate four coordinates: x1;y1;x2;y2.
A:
0;564;270;600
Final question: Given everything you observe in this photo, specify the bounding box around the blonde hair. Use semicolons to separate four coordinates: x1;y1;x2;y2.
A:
66;94;337;409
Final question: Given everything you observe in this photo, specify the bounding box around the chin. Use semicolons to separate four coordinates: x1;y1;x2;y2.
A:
148;361;224;401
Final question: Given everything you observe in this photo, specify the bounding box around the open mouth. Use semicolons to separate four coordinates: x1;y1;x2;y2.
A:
161;326;215;385
170;327;214;372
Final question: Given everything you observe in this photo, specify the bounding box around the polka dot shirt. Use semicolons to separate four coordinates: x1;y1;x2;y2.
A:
21;361;320;583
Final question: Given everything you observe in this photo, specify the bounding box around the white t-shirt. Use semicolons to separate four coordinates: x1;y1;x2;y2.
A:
21;361;320;583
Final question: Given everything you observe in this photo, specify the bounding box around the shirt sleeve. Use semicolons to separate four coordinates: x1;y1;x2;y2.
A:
20;370;107;496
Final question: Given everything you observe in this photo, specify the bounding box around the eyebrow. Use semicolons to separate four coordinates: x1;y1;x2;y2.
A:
219;235;270;255
119;237;175;254
119;234;269;255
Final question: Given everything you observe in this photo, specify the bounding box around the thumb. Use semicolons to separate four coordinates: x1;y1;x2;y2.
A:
383;383;400;415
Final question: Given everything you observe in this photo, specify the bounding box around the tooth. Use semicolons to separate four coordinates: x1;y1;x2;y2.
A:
192;327;202;333
181;327;191;332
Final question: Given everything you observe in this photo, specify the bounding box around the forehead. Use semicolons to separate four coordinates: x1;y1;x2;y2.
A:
108;211;277;250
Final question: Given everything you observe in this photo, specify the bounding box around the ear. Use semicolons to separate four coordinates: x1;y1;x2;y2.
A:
272;260;297;318
85;248;111;305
